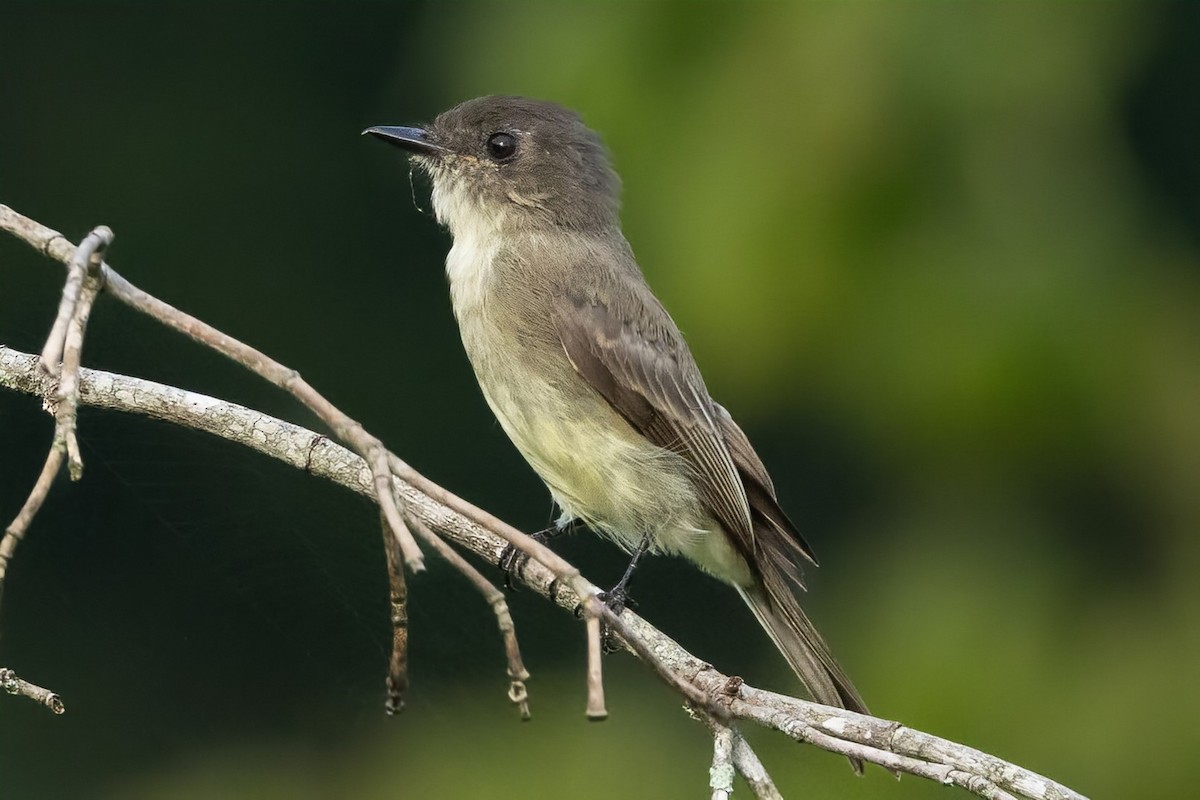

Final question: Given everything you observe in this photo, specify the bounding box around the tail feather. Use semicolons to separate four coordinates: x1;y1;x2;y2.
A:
712;402;868;770
738;579;868;773
737;584;867;714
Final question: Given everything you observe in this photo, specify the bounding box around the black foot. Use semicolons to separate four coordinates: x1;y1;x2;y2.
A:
570;585;638;618
498;543;528;589
595;532;654;651
597;585;638;615
570;587;637;651
595;531;652;615
596;586;638;653
499;519;577;589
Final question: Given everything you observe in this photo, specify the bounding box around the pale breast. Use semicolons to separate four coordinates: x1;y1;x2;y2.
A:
440;220;751;586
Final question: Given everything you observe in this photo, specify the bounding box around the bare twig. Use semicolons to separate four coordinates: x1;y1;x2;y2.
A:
0;350;1092;800
55;226;112;479
730;731;784;800
38;241;85;373
584;613;607;720
383;451;711;711
0;225;111;618
0;227;111;721
38;224;110;378
386;452;598;612
0;205;425;574
0;202;706;718
404;513;531;719
381;510;409;715
0;667;64;714
0;445;64;606
0;201;1092;800
709;723;735;800
375;454;424;572
699;713;782;800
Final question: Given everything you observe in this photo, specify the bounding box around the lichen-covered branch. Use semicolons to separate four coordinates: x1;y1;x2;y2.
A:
1;204;1089;799
0;667;64;714
0;204;425;575
0;348;1089;800
0;203;652;707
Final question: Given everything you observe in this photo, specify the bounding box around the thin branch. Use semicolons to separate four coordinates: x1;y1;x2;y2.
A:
0;667;64;714
0;445;64;606
0;226;112;719
38;241;85;373
375;453;424;572
699;713;782;800
2;205;590;726
404;513;531;719
730;731;783;800
0;204;425;574
384;450;711;711
584;614;607;720
0;225;111;623
55;226;112;479
0;350;1092;799
722;684;1079;800
1;200;1093;799
380;510;409;715
709;723;735;800
0;202;707;720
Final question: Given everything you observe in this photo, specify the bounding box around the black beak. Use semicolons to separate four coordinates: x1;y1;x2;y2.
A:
362;125;445;156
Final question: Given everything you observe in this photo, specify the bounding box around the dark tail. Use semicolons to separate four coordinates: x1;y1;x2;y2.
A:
737;579;868;773
713;402;868;768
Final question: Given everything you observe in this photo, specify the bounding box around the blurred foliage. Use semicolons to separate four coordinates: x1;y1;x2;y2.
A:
1;2;1198;798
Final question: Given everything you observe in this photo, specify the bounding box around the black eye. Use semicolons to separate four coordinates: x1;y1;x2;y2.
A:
486;132;518;160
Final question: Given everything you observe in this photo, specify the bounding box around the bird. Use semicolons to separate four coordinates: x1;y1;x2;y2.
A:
364;95;868;724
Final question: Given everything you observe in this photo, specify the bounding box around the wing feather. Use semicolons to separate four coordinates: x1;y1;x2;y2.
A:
714;403;819;574
553;288;820;587
554;293;755;547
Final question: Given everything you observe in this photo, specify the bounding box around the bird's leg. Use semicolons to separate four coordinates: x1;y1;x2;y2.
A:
499;518;579;589
591;533;654;653
599;532;653;614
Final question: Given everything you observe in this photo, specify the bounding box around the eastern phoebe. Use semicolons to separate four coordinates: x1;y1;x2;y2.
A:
365;96;867;719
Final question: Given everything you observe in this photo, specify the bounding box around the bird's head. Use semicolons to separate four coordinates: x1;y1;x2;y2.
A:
365;95;622;236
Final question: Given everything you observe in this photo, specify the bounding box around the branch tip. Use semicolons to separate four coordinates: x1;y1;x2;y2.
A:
380;511;410;716
584;614;608;720
0;346;1095;799
403;513;532;719
0;668;65;714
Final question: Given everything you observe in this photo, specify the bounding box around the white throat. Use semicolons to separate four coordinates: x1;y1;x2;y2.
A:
431;177;504;314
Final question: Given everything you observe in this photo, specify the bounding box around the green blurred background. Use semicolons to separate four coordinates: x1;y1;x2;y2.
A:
1;2;1197;798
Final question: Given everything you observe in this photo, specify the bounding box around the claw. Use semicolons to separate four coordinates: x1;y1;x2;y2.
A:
595;584;641;652
498;519;579;590
498;544;529;589
597;586;638;615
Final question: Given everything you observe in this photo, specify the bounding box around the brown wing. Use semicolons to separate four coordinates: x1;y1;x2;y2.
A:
713;403;819;574
554;292;756;548
552;289;820;591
